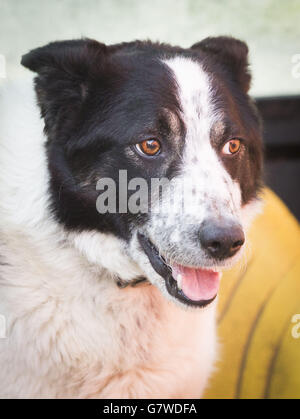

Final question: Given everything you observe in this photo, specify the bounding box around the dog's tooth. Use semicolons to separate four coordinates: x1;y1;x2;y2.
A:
177;274;182;290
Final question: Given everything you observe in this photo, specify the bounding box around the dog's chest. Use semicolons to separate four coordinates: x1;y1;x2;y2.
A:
0;244;217;398
69;285;218;398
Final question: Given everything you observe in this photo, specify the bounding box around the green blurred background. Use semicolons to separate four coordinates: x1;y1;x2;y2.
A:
1;0;300;96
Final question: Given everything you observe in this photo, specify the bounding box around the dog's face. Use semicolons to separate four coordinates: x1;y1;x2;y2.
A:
22;37;263;308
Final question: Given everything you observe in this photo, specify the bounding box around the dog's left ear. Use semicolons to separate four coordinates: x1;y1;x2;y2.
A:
191;36;251;93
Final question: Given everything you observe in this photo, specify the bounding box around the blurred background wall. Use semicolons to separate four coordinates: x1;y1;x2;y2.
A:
1;0;300;217
1;0;300;96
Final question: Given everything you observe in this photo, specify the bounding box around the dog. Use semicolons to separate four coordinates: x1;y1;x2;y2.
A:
0;36;263;398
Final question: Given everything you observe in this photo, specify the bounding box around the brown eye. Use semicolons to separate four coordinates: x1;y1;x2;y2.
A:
222;139;241;155
136;139;161;156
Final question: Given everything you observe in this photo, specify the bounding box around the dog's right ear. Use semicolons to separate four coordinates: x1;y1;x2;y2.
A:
21;38;107;78
21;39;108;136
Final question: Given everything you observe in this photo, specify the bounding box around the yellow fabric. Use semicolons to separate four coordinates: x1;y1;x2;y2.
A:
203;188;300;399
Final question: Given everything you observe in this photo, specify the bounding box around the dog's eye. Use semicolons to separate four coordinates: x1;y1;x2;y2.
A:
222;139;241;155
135;139;161;157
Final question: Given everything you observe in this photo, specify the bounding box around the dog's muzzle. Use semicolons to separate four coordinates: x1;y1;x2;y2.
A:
137;233;219;308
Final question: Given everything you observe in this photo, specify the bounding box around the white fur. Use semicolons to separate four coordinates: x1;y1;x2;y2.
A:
0;76;218;398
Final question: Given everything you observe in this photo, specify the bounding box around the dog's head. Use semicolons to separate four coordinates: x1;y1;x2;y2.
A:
22;37;263;308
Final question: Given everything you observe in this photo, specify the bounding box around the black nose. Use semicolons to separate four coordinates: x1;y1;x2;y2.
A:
199;218;245;260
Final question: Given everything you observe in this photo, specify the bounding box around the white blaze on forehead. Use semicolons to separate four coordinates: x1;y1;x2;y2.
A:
164;57;216;133
163;56;242;217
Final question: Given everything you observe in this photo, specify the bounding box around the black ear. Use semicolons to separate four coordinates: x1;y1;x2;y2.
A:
21;39;108;138
21;38;107;77
191;36;251;93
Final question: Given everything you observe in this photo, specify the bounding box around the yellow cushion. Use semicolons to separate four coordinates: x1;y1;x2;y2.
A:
203;188;300;399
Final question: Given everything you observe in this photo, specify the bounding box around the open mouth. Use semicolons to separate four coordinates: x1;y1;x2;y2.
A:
137;233;220;308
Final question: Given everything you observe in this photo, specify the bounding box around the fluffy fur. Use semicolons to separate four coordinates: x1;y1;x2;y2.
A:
0;37;262;398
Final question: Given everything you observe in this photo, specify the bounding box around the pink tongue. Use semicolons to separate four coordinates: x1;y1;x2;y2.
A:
172;264;221;301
